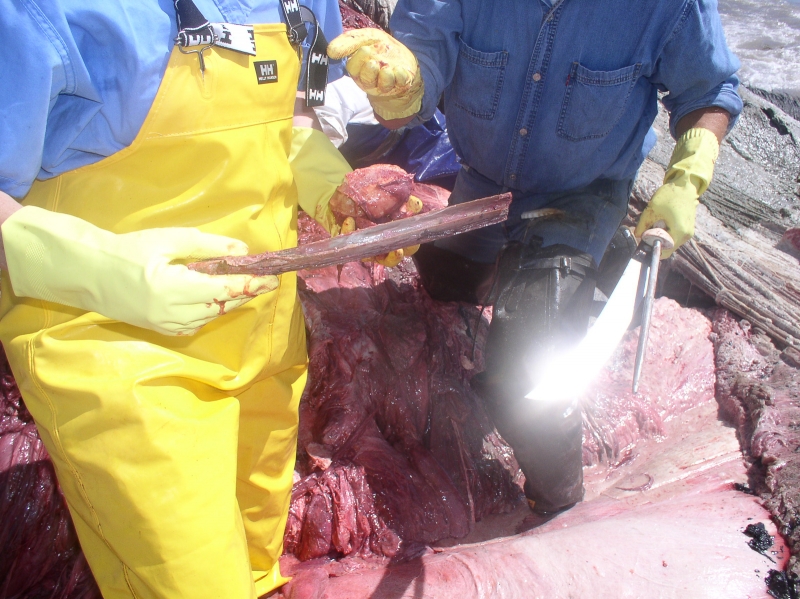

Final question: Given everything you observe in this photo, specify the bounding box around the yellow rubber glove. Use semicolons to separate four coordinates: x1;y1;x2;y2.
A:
635;128;719;259
289;127;353;234
327;28;423;120
2;206;278;336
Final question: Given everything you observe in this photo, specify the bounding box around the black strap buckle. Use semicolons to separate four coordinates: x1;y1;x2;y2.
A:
280;0;308;46
173;0;215;74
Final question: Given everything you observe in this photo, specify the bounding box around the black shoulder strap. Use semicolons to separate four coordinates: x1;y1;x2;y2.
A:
173;0;214;47
279;0;308;45
279;1;329;107
298;6;329;107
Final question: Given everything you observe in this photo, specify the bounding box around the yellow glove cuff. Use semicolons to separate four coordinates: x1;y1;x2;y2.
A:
2;205;81;304
664;127;720;196
634;127;720;259
2;206;273;335
289;127;352;234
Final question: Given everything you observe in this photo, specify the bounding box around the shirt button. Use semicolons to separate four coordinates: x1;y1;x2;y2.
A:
532;72;542;82
519;128;528;136
510;174;517;181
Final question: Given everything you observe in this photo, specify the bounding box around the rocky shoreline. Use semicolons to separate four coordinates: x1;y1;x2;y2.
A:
747;87;800;123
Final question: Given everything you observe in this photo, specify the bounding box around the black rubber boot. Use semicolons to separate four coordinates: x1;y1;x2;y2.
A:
596;226;637;298
478;242;597;514
412;243;496;305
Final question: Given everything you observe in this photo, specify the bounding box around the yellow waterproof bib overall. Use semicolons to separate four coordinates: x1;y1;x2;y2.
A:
0;25;303;599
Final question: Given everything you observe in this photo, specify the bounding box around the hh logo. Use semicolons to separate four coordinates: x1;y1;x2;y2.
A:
308;89;324;102
284;0;300;12
254;60;278;84
310;52;329;66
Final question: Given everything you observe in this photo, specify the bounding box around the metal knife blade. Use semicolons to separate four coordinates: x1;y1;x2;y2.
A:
631;228;674;393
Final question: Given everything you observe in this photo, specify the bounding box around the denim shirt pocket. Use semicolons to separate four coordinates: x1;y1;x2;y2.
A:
557;62;642;142
451;38;509;120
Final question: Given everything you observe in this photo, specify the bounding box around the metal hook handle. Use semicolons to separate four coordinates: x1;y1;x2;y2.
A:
178;43;214;76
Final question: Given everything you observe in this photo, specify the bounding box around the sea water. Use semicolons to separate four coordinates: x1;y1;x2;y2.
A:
718;0;800;96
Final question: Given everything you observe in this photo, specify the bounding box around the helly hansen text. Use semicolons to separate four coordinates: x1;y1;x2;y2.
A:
254;61;278;84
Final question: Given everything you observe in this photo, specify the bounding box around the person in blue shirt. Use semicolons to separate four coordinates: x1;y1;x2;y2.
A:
0;1;348;597
328;0;742;516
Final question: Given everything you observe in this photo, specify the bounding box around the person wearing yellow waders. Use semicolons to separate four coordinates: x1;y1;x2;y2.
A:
0;1;352;597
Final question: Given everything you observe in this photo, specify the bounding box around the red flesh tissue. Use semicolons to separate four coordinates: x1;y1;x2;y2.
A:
1;211;796;598
338;1;381;32
328;165;448;234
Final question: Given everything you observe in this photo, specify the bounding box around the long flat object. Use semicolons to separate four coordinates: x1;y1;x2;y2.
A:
190;193;512;276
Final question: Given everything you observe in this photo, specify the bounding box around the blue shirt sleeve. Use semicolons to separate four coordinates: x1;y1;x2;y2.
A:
0;0;74;197
1;1;343;198
390;0;463;123
1;0;176;199
650;0;743;138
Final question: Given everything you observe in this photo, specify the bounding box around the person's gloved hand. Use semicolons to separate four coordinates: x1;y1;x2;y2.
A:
290;127;352;235
372;245;421;267
289;127;416;266
334;193;422;267
2;206;278;336
327;28;423;121
634;127;719;259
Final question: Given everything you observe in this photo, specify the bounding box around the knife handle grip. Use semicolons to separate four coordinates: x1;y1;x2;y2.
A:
641;228;675;251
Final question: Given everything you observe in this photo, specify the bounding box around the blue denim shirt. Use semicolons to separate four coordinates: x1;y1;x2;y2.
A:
390;0;743;194
0;0;343;198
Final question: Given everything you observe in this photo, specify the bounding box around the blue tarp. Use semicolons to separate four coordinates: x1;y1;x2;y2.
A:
338;110;460;190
